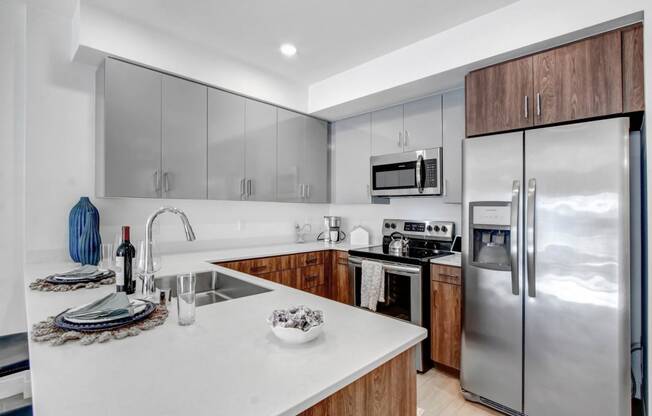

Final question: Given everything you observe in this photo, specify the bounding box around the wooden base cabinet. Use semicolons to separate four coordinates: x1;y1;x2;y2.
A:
299;348;416;416
330;251;352;305
430;264;462;370
216;250;354;303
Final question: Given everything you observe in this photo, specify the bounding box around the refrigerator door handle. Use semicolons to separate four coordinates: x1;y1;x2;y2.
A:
510;180;520;295
527;178;536;297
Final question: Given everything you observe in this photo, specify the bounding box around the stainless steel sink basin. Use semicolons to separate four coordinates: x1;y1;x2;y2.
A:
154;270;272;307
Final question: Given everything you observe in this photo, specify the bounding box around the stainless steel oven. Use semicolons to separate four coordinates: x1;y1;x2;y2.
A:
370;148;442;197
348;256;427;371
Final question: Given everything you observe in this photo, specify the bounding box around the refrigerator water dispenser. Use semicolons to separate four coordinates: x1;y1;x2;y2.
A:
469;202;512;270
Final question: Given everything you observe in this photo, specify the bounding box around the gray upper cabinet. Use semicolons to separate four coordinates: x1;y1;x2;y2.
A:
162;75;207;199
332;114;371;204
442;89;464;204
207;88;246;200
98;58;328;203
103;58;162;198
277;110;329;203
245;99;277;201
303;117;328;203
371;105;404;156
403;95;443;151
277;109;304;202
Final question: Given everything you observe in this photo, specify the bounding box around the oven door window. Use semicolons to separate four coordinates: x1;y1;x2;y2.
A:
372;161;416;190
354;269;413;322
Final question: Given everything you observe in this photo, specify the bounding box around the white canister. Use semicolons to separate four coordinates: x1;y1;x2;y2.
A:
349;226;370;246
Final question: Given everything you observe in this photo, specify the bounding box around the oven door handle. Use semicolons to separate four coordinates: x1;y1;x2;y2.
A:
348;256;421;275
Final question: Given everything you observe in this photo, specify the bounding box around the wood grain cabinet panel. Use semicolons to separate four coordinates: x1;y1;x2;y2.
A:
430;265;462;370
430;264;462;286
622;23;645;112
299;348;416;416
297;251;324;268
533;30;622;125
465;56;534;137
331;251;352;305
297;265;326;290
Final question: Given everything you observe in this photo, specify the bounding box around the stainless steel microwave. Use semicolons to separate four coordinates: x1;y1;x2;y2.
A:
370;148;442;197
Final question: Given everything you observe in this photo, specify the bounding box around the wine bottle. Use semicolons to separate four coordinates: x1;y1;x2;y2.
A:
115;226;136;294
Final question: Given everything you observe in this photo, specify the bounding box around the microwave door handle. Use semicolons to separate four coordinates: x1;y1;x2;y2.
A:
416;154;424;193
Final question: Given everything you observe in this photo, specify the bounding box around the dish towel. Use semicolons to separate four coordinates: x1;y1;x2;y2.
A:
360;260;385;311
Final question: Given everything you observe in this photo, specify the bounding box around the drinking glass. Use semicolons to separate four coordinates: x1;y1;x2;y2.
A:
99;243;115;271
176;273;196;326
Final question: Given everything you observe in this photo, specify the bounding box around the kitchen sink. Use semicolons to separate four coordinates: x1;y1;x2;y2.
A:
154;270;272;307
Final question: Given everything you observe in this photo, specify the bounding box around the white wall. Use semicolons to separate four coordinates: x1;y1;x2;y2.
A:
0;0;27;336
77;4;309;112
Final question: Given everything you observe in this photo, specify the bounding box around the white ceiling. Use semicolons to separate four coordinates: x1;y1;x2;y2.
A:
82;0;517;84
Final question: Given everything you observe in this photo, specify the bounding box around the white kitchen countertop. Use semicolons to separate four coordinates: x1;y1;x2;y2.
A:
430;253;462;267
23;242;426;416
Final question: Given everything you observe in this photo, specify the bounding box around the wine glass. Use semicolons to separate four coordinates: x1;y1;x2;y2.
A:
135;240;162;276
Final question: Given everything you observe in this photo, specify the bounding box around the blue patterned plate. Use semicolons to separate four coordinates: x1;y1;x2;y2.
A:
45;270;115;285
54;300;157;332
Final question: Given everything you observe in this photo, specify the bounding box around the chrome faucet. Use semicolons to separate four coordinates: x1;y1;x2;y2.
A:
142;206;196;298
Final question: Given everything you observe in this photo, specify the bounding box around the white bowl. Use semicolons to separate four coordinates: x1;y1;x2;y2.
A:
271;323;323;344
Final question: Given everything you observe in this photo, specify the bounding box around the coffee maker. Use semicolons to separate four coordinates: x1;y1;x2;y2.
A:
318;216;346;243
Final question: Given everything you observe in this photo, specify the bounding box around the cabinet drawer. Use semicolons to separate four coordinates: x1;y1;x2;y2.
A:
305;284;328;298
297;251;324;267
215;261;247;273
334;251;349;266
265;270;296;288
431;264;461;286
297;265;325;289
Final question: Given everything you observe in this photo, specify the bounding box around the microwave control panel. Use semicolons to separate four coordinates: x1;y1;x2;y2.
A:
424;160;438;187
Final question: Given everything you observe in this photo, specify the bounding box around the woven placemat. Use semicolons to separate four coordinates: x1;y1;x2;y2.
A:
31;303;169;346
29;277;116;292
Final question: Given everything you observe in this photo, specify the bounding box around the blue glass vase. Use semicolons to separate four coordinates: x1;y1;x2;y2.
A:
68;197;101;263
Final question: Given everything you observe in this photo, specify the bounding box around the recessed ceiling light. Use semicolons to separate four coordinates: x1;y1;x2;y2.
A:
280;43;297;57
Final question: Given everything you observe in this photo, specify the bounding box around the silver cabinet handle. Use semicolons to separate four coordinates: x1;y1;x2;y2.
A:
404;130;409;147
367;184;370;197
240;178;245;199
524;96;529;119
536;93;541;117
510;180;520;296
299;184;305;199
246;179;252;198
306;184;311;199
526;178;536;297
163;171;170;193
153;170;161;193
416;154;424;193
398;131;403;147
443;179;448;197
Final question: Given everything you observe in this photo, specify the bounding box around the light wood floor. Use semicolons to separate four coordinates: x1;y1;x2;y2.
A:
417;368;502;416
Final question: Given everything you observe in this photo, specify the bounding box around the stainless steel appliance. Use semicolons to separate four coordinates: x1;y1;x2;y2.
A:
370;148;442;197
318;216;346;243
348;219;455;372
461;118;633;416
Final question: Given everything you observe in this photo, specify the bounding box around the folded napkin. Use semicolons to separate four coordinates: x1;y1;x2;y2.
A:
64;293;135;323
51;265;107;281
360;260;385;312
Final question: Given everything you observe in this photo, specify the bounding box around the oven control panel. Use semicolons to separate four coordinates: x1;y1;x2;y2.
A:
382;219;455;241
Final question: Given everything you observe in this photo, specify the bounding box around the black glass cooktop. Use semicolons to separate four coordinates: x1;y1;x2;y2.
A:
349;244;452;265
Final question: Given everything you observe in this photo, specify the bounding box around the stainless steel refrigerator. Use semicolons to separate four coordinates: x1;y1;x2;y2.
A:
461;118;631;416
